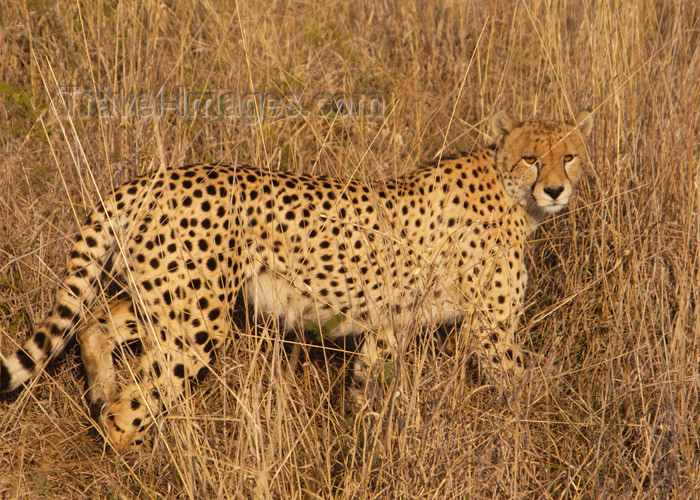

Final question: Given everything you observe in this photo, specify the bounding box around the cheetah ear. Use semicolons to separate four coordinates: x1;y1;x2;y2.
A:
491;112;520;138
574;110;594;139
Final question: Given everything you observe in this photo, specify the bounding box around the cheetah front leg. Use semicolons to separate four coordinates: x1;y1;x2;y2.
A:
351;327;399;409
467;316;525;384
457;253;527;385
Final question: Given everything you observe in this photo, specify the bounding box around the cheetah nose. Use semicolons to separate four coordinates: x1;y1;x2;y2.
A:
543;186;564;200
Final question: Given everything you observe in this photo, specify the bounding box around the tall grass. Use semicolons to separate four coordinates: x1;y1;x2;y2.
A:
1;0;699;497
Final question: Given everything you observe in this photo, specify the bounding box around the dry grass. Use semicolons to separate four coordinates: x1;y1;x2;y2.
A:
1;0;699;497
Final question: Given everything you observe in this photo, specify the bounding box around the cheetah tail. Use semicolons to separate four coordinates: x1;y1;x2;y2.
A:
1;214;117;393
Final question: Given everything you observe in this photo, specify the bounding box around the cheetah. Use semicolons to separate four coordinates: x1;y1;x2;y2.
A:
0;110;593;452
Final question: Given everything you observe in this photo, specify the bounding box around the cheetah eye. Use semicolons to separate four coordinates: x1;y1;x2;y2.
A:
563;154;574;162
522;156;537;165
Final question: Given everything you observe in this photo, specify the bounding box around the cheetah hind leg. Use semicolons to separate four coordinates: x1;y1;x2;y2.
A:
79;298;212;452
105;314;217;453
78;299;143;424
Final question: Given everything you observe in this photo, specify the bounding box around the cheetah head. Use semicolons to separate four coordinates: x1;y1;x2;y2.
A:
492;110;593;224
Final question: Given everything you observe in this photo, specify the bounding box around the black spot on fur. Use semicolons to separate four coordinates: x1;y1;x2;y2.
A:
0;360;12;390
56;305;75;320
